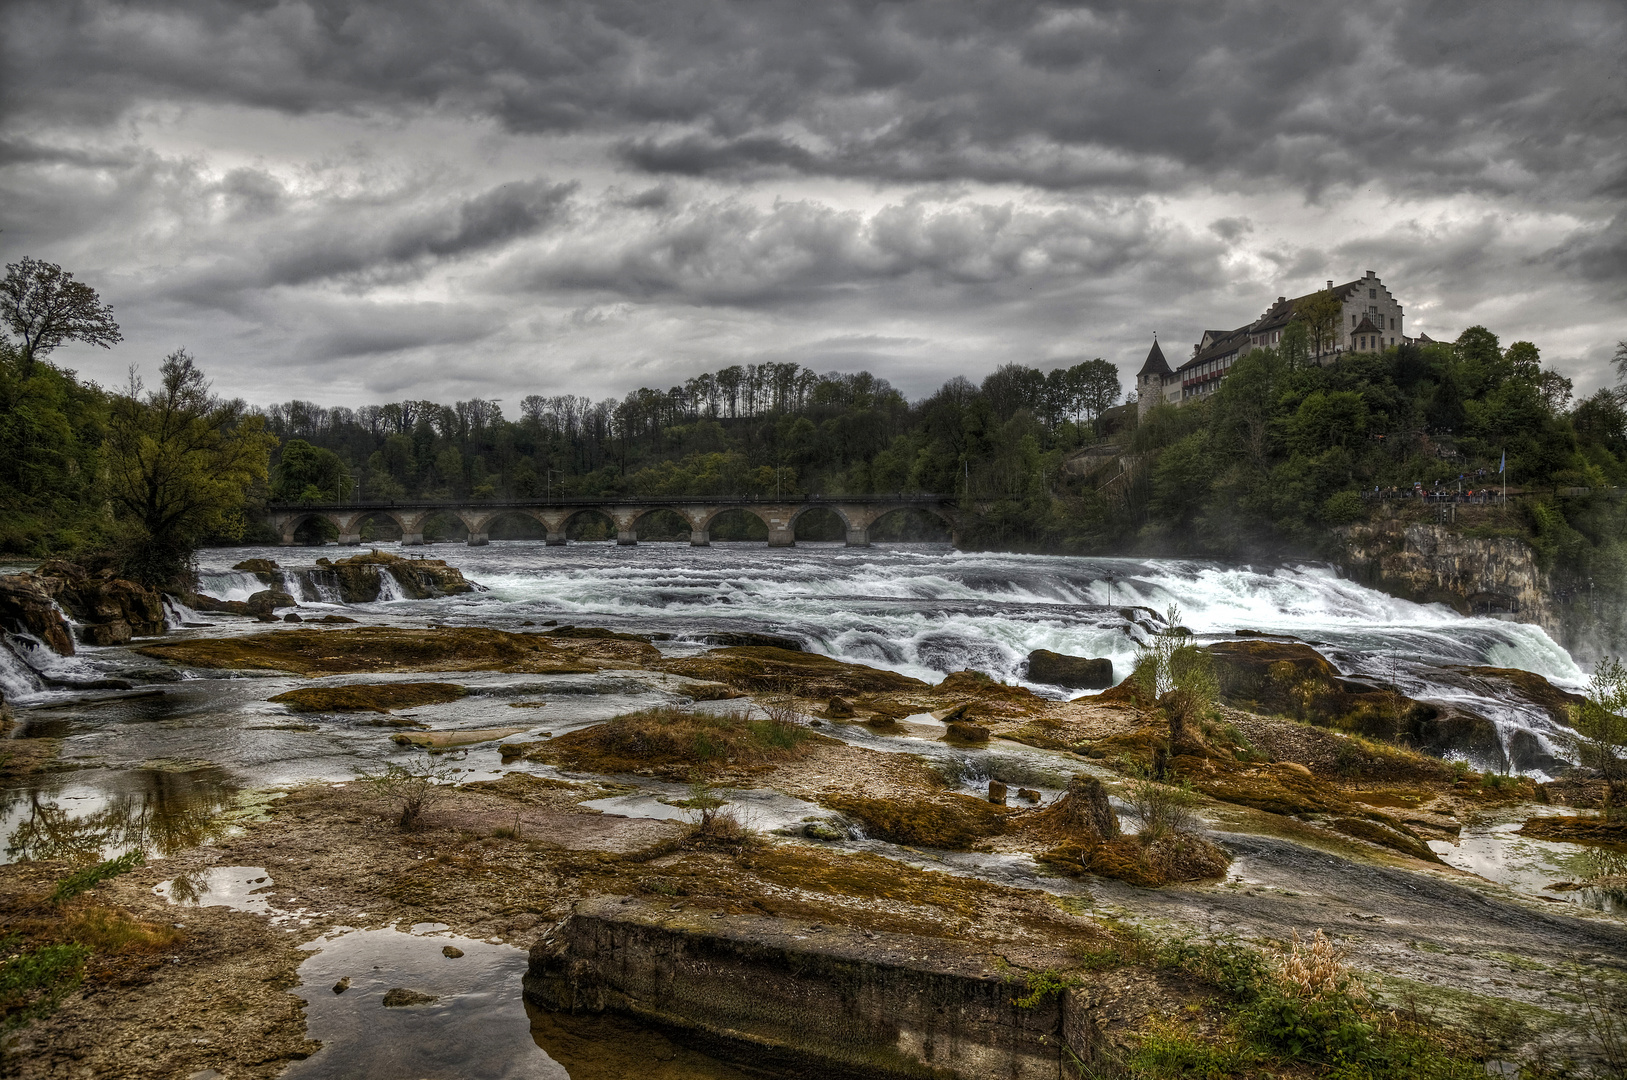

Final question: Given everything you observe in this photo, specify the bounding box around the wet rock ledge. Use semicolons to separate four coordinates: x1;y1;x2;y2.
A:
526;896;1093;1080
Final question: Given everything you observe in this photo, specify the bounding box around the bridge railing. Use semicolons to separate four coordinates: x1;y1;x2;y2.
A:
264;494;958;511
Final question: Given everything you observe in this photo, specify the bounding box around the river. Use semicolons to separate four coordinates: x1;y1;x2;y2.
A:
0;541;1606;1075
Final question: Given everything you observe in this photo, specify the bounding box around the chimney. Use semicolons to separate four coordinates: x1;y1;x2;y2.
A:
1365;270;1375;278
1278;296;1285;303
1326;280;1333;290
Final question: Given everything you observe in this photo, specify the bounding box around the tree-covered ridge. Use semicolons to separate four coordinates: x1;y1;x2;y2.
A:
261;357;1123;512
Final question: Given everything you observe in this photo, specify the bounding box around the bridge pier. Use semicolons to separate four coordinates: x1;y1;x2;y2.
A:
616;528;638;546
337;532;362;547
401;531;425;546
546;531;567;546
689;528;710;547
845;526;869;547
467;532;489;547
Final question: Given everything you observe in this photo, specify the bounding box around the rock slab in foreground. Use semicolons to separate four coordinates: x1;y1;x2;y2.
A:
1025;649;1113;688
526;896;1094;1080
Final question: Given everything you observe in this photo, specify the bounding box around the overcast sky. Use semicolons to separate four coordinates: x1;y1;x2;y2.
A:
3;1;1624;411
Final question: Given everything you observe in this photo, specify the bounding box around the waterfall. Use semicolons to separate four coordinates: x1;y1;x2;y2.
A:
196;570;268;602
162;596;206;629
309;570;344;604
278;570;309;604
0;637;43;701
376;569;406;602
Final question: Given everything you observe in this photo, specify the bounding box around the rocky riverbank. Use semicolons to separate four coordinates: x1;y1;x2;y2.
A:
3;620;1624;1076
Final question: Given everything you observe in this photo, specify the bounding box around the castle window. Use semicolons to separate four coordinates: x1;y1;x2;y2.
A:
1369;289;1376;299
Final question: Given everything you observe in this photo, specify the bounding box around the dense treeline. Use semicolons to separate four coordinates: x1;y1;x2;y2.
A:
8;254;1627;584
259;357;1123;512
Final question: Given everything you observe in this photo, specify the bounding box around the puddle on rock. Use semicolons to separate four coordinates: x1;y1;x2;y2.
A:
1428;806;1624;914
285;926;561;1080
155;866;275;913
284;925;751;1079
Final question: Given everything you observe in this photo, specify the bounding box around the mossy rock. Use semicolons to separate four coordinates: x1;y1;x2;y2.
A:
1041;833;1231;887
531;706;826;777
232;559;280;575
1326;816;1444;864
1025;650;1113;689
820;792;1010;850
269;682;467;713
1517;815;1627;850
135;627;599;676
661;647;927;697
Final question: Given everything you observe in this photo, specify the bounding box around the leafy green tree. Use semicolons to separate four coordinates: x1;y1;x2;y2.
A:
1296;290;1343;359
0;258;123;376
1575;657;1627;819
104;350;276;588
272;439;352;502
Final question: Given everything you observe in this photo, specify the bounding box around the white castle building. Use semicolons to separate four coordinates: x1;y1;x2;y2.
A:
1136;271;1407;416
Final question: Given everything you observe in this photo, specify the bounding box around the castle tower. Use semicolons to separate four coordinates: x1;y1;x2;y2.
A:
1135;339;1172;418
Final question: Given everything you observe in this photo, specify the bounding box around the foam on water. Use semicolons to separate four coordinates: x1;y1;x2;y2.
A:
376;568;407;602
195;543;1589;770
198;570;267;602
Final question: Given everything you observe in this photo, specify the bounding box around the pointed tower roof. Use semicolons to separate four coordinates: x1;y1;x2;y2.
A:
1137;339;1172;377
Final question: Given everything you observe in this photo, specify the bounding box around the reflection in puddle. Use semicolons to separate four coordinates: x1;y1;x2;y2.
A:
0;767;240;864
155;866;275;913
283;924;762;1080
284;926;561;1080
1428;807;1624;914
527;1006;760;1080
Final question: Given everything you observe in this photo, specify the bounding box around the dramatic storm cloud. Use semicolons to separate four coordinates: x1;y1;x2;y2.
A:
3;0;1623;407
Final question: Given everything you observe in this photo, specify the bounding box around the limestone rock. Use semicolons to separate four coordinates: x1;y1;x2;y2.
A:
1025;650;1113;689
30;561;166;647
944;720;989;744
325;550;474;603
987;780;1008;804
0;573;75;655
1046;776;1120;843
823;695;855;719
381;988;437;1007
441;945;464;958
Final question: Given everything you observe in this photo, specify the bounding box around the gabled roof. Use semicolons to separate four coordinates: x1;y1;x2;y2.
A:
1137;340;1172;377
1246;279;1364;333
1353;315;1381;335
1177;327;1247;373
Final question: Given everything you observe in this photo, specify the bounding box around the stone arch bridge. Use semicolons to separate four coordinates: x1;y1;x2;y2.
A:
264;496;964;548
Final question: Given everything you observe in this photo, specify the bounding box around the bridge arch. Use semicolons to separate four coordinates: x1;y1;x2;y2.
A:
868;505;955;544
559;508;616;543
789;504;850;543
629;507;700;544
277;511;341;546
700;507;772;544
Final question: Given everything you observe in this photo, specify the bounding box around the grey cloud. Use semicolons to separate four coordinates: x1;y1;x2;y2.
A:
4;1;1623;201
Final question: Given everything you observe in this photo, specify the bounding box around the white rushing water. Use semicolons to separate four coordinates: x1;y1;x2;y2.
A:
198;542;1595;773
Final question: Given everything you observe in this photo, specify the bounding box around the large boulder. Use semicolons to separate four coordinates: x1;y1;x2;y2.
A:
1025;650;1113;688
319;550;475;602
192;589;296;618
0;574;75;655
30;561;166;647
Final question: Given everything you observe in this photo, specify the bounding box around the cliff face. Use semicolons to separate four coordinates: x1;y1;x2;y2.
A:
1336;520;1555;623
1332;519;1627;667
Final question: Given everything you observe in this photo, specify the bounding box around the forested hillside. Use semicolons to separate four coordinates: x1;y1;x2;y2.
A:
6;251;1627;582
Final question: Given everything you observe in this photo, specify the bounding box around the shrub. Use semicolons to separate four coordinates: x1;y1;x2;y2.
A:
0;940;90;1028
1124;768;1199;842
364;753;465;829
50;851;142;905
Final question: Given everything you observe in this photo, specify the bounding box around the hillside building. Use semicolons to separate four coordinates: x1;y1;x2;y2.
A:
1137;271;1407;416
